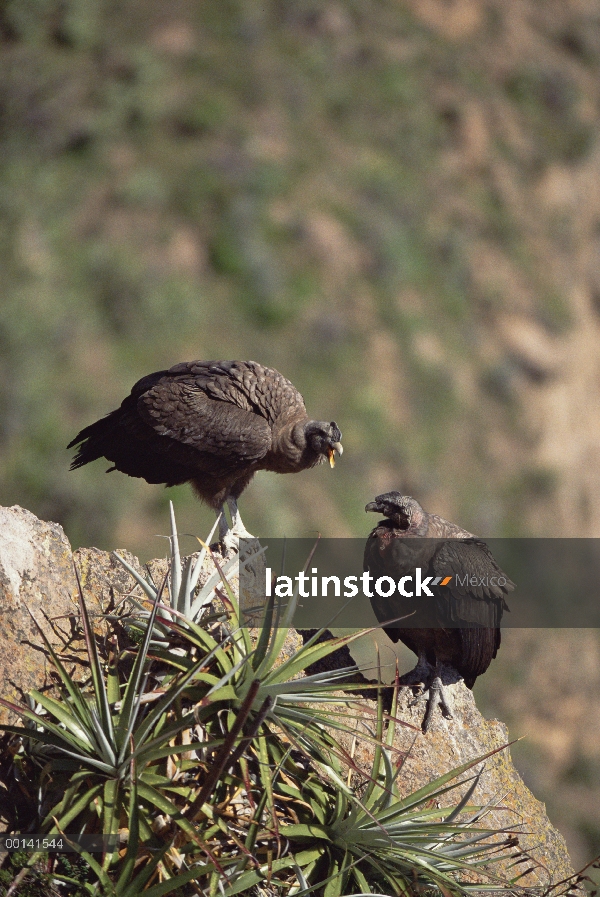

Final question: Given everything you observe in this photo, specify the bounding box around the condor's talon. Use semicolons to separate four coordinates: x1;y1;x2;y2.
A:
409;674;455;732
221;529;240;555
396;656;457;731
423;676;454;730
408;685;427;706
398;652;430;690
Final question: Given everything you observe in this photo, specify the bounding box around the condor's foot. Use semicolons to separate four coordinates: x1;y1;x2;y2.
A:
397;652;430;690
412;674;454;732
217;500;256;555
398;657;457;732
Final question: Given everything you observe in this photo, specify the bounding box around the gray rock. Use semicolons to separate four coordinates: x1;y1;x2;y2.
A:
0;506;79;722
0;505;582;891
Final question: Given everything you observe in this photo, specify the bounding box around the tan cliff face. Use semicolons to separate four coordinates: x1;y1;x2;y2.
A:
381;0;600;539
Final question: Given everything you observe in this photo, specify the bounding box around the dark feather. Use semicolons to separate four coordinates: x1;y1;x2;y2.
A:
68;359;342;511
364;493;512;688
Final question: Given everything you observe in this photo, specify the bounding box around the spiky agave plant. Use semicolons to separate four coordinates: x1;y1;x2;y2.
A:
255;689;528;897
113;501;243;645
114;512;379;751
0;512;358;895
0;509;539;897
108;504;368;748
108;509;534;896
0;570;231;896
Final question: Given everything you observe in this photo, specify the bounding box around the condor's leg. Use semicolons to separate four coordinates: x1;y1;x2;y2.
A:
218;507;229;543
224;473;256;546
420;665;454;732
226;497;254;540
217;500;254;553
192;479;235;549
406;660;456;732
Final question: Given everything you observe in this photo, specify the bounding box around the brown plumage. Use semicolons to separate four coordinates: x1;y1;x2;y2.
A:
68;360;342;547
364;493;512;729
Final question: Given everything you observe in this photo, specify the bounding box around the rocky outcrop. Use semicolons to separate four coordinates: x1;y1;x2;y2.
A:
0;507;148;723
335;683;577;891
300;627;579;890
0;505;581;891
0;506;80;721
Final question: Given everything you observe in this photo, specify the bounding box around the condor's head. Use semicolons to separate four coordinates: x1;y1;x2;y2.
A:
289;420;343;469
306;420;343;467
365;493;427;534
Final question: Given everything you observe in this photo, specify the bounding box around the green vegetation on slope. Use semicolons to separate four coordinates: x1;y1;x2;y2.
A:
2;0;593;555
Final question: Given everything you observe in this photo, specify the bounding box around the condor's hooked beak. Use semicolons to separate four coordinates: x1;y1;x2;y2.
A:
327;442;343;468
365;500;381;513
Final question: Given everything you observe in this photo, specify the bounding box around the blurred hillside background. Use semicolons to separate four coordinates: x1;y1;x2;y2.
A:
1;0;600;881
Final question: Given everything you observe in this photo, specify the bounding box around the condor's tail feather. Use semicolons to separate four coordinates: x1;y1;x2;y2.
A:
68;410;124;470
68;402;194;487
